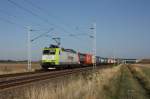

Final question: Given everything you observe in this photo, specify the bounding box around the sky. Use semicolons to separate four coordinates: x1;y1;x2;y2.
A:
0;0;150;60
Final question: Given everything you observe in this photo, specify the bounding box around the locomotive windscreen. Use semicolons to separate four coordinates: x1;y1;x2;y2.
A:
43;50;49;54
43;49;55;55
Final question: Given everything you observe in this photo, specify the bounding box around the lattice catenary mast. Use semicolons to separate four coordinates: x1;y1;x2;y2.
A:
90;23;96;68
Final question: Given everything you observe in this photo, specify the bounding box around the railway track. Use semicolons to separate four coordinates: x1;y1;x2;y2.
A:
0;66;96;92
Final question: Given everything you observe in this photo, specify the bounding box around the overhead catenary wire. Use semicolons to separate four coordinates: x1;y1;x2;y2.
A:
0;10;79;41
23;0;78;34
0;8;28;29
0;16;26;29
0;14;91;41
31;28;54;42
7;0;77;37
5;0;90;41
0;13;86;39
7;0;50;25
22;0;90;38
0;9;18;19
0;9;48;31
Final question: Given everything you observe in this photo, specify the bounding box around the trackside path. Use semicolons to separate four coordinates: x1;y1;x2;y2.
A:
127;65;150;96
115;65;150;99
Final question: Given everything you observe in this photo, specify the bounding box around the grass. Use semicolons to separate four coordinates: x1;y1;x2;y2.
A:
116;65;149;99
128;65;150;95
0;65;120;99
140;66;150;78
25;66;120;99
0;63;41;75
1;64;150;99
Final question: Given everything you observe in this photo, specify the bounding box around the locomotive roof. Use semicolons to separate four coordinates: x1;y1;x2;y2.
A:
44;44;77;53
49;44;59;48
61;48;77;53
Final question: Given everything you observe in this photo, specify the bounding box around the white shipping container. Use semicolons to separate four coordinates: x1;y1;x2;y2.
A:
59;49;79;65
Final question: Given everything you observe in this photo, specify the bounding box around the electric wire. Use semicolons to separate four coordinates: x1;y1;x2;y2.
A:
7;0;76;37
23;0;78;34
0;16;26;29
31;28;54;42
0;9;17;19
5;0;89;40
7;0;50;25
22;0;89;38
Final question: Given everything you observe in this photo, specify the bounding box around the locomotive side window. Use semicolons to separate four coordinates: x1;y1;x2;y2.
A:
49;50;55;54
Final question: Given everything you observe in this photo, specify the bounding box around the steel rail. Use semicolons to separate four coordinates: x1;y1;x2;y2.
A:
0;67;93;92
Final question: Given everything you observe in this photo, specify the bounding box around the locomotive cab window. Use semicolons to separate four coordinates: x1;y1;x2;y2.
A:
43;50;49;54
43;50;55;54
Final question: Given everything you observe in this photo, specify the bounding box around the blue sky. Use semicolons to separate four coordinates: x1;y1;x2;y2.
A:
0;0;150;60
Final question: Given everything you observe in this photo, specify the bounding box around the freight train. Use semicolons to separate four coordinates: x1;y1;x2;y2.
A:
41;45;118;70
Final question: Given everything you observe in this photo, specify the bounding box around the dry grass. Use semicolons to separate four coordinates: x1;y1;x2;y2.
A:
1;64;150;99
129;65;150;94
0;63;41;75
133;64;150;68
24;66;120;99
138;59;150;64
